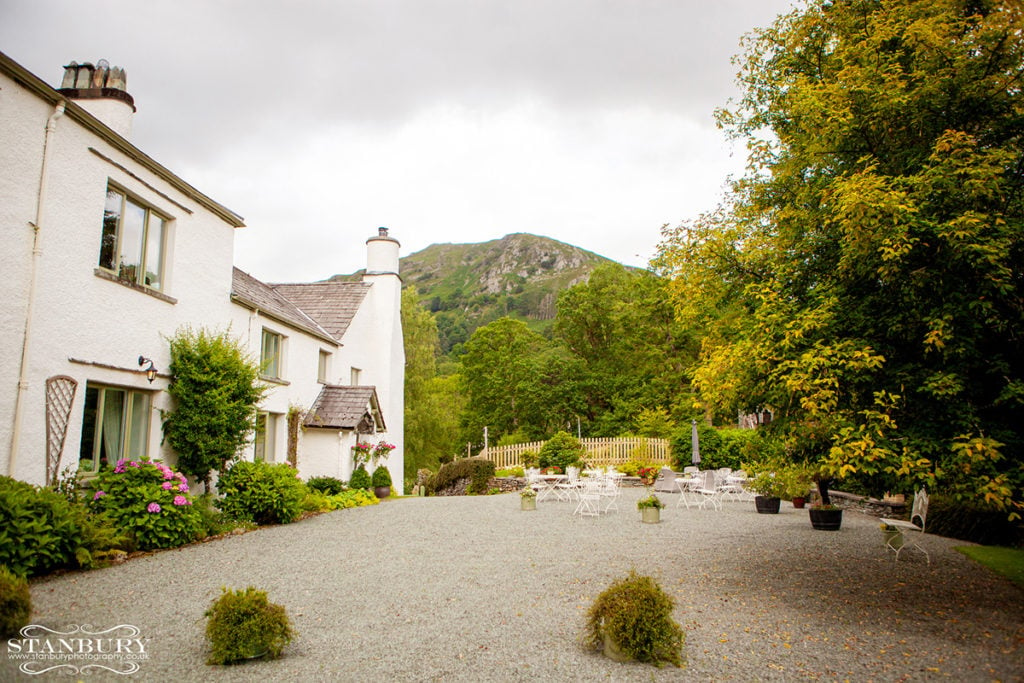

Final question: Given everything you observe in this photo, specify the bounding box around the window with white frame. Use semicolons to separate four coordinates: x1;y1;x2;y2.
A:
261;328;284;380
350;367;361;385
99;184;168;291
78;384;151;474
254;412;278;462
318;349;331;383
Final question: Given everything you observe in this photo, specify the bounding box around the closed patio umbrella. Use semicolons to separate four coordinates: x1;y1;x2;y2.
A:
691;419;701;466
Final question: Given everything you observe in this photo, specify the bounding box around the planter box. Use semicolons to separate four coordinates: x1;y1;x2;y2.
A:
809;507;843;530
754;496;781;514
641;507;661;524
521;497;537;511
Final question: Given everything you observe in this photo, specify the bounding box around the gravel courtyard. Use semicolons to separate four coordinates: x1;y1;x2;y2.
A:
5;488;1022;682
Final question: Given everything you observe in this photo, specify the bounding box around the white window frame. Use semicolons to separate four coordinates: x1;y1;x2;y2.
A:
318;349;331;384
254;412;278;463
78;383;152;474
261;328;285;380
99;183;168;291
350;367;361;385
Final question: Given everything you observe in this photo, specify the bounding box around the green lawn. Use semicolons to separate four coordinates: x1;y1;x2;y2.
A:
954;545;1024;588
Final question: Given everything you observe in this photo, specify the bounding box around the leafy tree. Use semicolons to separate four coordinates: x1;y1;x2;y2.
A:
656;0;1023;515
163;328;266;492
402;288;464;472
460;317;582;443
555;264;696;434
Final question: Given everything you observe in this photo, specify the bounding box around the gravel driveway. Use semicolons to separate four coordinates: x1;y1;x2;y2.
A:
5;488;1022;681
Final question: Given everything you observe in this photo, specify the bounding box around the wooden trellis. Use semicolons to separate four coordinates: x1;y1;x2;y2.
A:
45;375;78;486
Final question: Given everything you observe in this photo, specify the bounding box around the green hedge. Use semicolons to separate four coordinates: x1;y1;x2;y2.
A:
926;494;1023;547
671;425;757;471
428;458;496;495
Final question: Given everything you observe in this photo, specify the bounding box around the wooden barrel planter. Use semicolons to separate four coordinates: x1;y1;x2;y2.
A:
754;496;781;514
809;507;843;530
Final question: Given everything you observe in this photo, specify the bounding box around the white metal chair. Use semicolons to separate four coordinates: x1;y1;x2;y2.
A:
694;470;723;510
573;477;603;517
654;467;680;493
556;466;582;501
675;471;702;508
880;488;930;564
599;474;621;513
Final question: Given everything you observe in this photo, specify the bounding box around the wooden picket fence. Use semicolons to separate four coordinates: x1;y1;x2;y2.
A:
481;437;671;470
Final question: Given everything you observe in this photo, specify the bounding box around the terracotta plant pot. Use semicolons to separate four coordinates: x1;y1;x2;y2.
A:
374;486;390;499
754;496;781;514
792;497;806;509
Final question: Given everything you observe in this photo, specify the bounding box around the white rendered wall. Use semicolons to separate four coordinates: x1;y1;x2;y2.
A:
1;67;238;484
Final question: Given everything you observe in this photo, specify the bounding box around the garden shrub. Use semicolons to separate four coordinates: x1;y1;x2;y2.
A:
585;571;685;668
0;476;82;577
371;466;392;488
349;465;372;491
428;458;496;495
88;459;203;551
330;489;378;509
495;466;525;478
538;431;586;471
204;586;293;665
0;565;32;638
926;494;1023;548
217;461;305;526
302;488;379;514
306;476;346;496
193;494;250;538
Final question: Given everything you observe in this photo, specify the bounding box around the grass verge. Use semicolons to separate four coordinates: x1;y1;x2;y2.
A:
954;546;1024;588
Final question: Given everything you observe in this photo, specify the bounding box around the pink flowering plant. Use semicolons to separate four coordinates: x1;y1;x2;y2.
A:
87;459;202;550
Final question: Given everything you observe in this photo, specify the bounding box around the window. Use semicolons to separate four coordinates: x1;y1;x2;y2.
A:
350;367;361;385
79;384;151;474
254;412;278;462
261;329;284;379
318;350;331;383
99;185;167;290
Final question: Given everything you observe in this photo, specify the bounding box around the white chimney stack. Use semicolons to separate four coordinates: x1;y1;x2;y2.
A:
365;227;400;275
58;59;135;139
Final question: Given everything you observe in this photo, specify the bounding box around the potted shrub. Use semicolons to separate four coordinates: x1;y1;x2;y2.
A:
637;493;665;524
785;466;812;509
808;475;843;530
585;571;685;667
749;471;784;514
204;586;293;664
371;466;392;499
520;486;537;511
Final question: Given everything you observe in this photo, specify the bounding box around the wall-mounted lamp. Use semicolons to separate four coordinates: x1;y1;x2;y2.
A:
138;355;157;383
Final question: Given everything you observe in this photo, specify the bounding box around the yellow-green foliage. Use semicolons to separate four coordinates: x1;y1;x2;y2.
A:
204;586;293;665
302;489;380;513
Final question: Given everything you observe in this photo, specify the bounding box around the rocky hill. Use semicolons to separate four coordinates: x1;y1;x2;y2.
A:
334;233;618;353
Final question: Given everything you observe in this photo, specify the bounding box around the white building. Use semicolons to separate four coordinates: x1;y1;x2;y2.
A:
0;52;404;490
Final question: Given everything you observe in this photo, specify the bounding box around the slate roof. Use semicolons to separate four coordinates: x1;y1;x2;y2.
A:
271;281;371;340
304;385;385;431
231;268;338;344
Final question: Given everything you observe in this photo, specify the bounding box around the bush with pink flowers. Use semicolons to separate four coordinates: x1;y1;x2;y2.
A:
87;459;202;550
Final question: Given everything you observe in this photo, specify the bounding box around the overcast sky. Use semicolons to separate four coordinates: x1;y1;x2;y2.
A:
1;0;794;282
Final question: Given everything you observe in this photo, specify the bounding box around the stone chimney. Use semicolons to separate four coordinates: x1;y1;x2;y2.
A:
365;227;400;275
58;59;136;138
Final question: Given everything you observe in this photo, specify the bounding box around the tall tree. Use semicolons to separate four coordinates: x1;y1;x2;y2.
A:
555;264;697;434
657;0;1023;514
